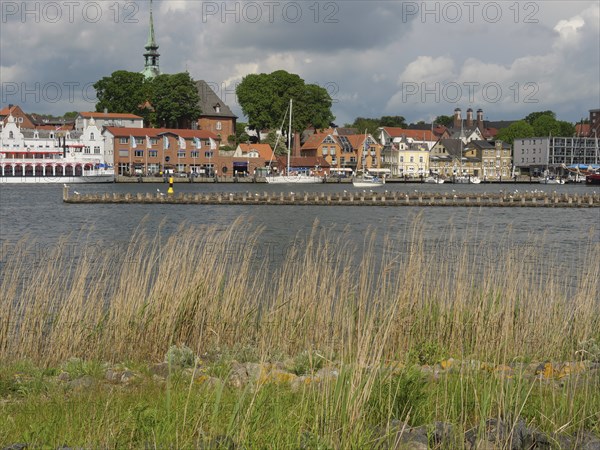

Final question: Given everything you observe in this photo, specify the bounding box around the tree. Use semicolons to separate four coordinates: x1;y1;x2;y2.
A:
379;115;407;128
557;120;575;137
63;111;79;119
93;71;201;128
433;115;453;127
94;70;149;116
524;110;555;125
346;117;380;135
495;120;534;144
236;70;334;135
235;122;250;145
150;73;201;128
531;114;561;137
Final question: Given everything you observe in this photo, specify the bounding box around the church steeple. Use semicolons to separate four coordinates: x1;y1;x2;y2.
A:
141;0;160;79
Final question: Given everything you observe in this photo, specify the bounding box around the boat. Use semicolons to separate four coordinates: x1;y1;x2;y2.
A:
1;114;114;184
265;99;322;184
352;172;385;187
453;176;481;184
539;174;565;185
424;176;444;184
585;173;600;185
352;131;385;187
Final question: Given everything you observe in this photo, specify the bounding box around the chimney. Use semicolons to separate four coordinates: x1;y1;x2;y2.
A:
476;108;484;130
103;108;108;114
466;108;473;127
453;108;462;129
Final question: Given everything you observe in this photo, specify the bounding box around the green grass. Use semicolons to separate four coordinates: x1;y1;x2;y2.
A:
1;218;599;447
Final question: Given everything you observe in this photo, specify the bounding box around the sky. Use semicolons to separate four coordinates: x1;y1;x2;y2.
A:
1;0;599;126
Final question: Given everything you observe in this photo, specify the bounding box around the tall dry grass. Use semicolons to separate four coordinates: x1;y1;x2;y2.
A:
1;215;598;369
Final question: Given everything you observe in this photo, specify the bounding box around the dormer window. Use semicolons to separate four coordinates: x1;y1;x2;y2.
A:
214;104;221;113
34;131;39;139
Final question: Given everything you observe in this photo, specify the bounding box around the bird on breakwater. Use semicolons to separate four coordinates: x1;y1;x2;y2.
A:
73;191;80;195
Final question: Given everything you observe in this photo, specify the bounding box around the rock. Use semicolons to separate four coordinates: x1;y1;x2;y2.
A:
432;421;455;447
465;418;533;450
67;375;94;391
57;371;71;382
576;431;600;450
149;362;171;379
105;368;121;383
373;420;429;450
120;370;136;384
258;369;297;385
2;444;29;450
228;362;250;388
315;367;339;381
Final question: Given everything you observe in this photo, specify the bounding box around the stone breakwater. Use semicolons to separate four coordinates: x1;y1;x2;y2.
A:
63;188;600;208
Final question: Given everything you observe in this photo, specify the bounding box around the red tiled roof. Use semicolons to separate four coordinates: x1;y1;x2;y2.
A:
237;143;274;159
301;133;333;150
576;124;590;136
0;106;16;116
80;112;143;120
383;127;437;141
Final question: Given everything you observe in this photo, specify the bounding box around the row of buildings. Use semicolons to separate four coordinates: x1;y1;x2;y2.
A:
2;104;598;179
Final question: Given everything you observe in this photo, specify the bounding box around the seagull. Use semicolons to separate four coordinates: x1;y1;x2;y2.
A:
73;190;80;195
63;183;68;188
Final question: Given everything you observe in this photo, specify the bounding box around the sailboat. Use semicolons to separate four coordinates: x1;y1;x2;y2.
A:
539;135;564;184
453;120;481;184
352;132;385;187
265;99;323;184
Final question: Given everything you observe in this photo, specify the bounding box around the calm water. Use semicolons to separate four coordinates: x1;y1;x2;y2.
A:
0;182;598;272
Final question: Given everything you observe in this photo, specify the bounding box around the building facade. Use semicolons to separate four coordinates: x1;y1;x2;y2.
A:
76;112;144;132
514;137;600;173
0;114;106;177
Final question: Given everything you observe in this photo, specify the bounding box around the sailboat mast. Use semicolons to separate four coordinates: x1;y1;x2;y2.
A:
287;99;292;175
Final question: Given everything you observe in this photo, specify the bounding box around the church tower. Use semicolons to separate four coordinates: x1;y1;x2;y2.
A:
141;0;160;79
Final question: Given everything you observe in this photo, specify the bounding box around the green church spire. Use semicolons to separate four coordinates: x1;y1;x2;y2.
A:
142;0;160;79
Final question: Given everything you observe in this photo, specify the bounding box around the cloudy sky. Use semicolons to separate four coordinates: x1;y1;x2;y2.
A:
1;0;599;125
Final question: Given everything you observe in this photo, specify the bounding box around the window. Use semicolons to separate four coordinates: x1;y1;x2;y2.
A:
177;150;185;158
204;151;213;158
149;150;158;157
84;147;91;154
135;150;144;157
419;156;423;163
119;149;128;157
151;138;158;145
94;146;100;154
8;131;14;139
120;137;128;144
191;151;199;158
216;121;222;131
322;147;328;156
410;156;414;163
90;133;95;140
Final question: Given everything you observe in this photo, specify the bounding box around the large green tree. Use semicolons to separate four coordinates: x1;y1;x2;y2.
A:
150;73;201;128
495;120;535;144
94;71;150;117
93;71;201;127
236;70;334;136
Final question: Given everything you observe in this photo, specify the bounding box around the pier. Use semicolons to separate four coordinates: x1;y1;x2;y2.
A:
63;187;600;208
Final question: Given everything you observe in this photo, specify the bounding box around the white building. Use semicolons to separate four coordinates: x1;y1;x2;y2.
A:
514;137;600;173
0;115;108;177
75;111;143;132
